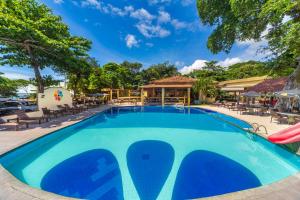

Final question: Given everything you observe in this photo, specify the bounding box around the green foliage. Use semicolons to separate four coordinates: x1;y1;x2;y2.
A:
193;77;217;101
225;61;270;79
189;61;226;81
196;0;300;78
0;73;29;97
30;75;60;87
67;57;99;97
0;0;91;92
139;62;179;84
196;0;299;54
188;60;293;82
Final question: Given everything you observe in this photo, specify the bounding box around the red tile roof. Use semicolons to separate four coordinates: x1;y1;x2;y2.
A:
150;76;196;84
141;76;196;88
247;77;288;93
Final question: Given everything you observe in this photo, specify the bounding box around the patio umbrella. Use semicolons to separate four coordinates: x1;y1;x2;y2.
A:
275;89;300;98
242;91;261;97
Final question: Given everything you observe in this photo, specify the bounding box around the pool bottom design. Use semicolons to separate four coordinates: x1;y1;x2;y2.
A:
41;149;123;200
172;150;261;199
127;140;174;200
1;106;300;200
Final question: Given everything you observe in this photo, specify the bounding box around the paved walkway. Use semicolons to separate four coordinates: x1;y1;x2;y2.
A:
198;105;290;136
0;105;111;156
0;105;300;200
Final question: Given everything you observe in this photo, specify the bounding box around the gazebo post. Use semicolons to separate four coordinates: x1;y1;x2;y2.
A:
187;88;191;106
162;87;165;106
110;89;113;101
117;89;119;100
141;88;144;106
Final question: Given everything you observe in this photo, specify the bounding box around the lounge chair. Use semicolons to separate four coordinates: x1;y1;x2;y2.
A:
73;103;88;112
8;110;46;127
42;107;59;119
64;104;81;114
0;118;22;131
57;105;74;115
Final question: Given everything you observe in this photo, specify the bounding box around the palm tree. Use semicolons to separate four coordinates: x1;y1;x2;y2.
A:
193;78;217;103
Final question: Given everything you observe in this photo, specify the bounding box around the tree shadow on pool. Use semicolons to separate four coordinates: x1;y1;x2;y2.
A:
127;140;174;200
41;149;123;200
172;150;261;200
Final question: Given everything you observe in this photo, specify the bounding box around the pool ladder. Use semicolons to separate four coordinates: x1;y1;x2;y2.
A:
246;123;268;135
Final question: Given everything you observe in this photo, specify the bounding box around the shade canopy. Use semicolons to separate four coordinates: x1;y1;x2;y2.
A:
275;89;300;97
218;76;268;92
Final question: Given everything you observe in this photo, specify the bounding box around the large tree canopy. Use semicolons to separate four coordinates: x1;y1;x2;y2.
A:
0;0;91;93
197;0;299;56
197;0;300;88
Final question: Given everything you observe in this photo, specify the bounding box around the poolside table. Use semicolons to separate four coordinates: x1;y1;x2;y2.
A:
277;112;300;124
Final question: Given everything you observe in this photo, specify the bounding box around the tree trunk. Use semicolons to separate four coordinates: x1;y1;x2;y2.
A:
25;43;44;93
198;91;206;102
284;57;300;90
32;64;44;93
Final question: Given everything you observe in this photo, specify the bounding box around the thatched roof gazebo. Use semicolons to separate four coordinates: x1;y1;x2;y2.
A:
140;76;197;106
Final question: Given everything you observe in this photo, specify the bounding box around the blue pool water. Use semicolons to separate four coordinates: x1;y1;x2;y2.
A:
1;106;300;200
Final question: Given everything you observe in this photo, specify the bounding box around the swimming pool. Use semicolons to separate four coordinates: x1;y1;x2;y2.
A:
1;106;300;200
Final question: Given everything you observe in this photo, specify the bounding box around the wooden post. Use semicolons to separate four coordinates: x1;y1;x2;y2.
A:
110;89;113;101
187;88;191;106
141;88;144;106
162;88;165;106
129;90;131;97
117;90;119;99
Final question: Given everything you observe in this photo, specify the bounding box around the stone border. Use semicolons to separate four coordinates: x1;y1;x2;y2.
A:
1;105;300;200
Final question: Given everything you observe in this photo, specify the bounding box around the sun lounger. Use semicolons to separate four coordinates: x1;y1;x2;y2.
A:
64;104;81;114
7;110;46;128
0;118;23;131
42;108;59;119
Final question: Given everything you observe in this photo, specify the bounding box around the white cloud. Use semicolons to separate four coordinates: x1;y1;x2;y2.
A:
236;39;271;60
79;1;199;39
180;57;245;74
130;8;155;22
136;23;170;38
181;0;193;6
53;0;63;4
179;59;208;74
158;11;171;24
171;19;188;29
217;57;243;67
125;34;139;48
1;72;32;80
148;0;171;5
81;0;102;10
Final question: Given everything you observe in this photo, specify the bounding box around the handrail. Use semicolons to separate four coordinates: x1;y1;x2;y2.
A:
257;125;268;135
250;123;260;132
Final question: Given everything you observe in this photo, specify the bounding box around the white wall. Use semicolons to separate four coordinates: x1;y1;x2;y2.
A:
38;87;73;110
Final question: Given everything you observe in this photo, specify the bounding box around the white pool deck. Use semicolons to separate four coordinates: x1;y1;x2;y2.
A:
0;105;300;200
198;105;290;136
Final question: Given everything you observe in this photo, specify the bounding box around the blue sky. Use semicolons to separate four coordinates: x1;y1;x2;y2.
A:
1;0;268;79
